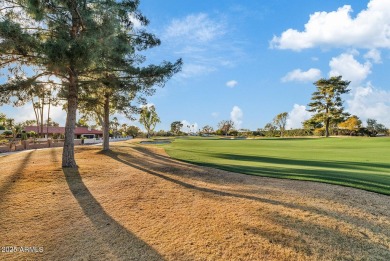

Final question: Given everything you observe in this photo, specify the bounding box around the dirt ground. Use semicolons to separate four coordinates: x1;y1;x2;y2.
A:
0;140;389;260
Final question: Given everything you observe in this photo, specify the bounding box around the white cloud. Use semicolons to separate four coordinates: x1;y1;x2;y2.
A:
226;80;238;88
162;13;243;80
175;46;206;55
364;49;382;63
180;120;199;133
346;84;390;127
139;103;155;109
165;13;225;43
230;106;243;129
286;104;312;129
211;112;219;118
281;68;321;83
271;0;390;51
176;63;216;79
127;13;143;29
329;53;372;86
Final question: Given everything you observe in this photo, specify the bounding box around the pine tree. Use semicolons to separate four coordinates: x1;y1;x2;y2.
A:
1;0;181;166
306;76;350;137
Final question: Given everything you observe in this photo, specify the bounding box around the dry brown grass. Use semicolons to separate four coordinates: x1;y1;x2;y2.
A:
0;140;389;260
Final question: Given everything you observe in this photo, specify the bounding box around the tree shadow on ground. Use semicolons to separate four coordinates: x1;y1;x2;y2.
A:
116;144;390;195
210;152;390;172
197;160;390;195
0;151;34;202
242;211;390;260
63;168;163;261
103;150;290;206
103;147;390;259
103;149;390;237
163;149;390;195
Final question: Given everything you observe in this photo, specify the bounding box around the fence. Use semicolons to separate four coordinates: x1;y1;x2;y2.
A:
0;137;132;153
83;137;132;144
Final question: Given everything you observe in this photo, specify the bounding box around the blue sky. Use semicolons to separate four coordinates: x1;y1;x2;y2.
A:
1;0;390;132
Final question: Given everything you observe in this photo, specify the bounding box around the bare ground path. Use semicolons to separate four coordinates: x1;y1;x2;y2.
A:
0;140;389;260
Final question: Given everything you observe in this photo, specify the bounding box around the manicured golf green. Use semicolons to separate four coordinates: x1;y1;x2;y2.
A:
163;137;390;195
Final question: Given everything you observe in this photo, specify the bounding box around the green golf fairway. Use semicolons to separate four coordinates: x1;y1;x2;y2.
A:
163;137;390;195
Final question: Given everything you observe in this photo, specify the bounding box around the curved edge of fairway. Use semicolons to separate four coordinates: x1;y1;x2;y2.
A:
162;138;390;196
163;155;390;196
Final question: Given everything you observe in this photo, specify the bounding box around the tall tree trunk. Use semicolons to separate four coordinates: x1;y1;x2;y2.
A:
62;1;83;168
325;118;330;137
102;94;110;151
40;97;44;137
32;99;40;136
62;72;78;168
325;107;330;138
47;95;51;138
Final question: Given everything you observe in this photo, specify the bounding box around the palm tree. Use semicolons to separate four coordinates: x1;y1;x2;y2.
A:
120;123;128;137
0;113;6;127
110;117;120;138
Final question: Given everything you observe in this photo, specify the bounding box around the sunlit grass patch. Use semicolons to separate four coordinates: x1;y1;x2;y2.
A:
164;137;390;195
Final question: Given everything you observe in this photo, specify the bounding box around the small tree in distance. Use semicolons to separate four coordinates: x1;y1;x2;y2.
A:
218;120;235;136
126;126;141;138
273;112;288;137
201;125;214;135
139;105;160;138
367;118;388;136
170;121;183;135
264;122;277;137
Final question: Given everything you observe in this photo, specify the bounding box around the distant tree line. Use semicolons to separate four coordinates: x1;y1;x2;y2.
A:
163;76;388;138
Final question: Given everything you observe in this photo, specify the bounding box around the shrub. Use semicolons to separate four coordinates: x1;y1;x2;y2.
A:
215;129;224;136
21;133;28;140
28;131;37;138
229;130;238;136
284;129;312;137
155;130;174;137
126;126;141;138
251;131;265;137
3;130;12;136
313;128;325;136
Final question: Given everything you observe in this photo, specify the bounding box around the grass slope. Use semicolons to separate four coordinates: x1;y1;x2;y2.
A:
164;137;390;195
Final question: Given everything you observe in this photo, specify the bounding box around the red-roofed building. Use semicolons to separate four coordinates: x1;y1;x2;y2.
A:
24;126;103;139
